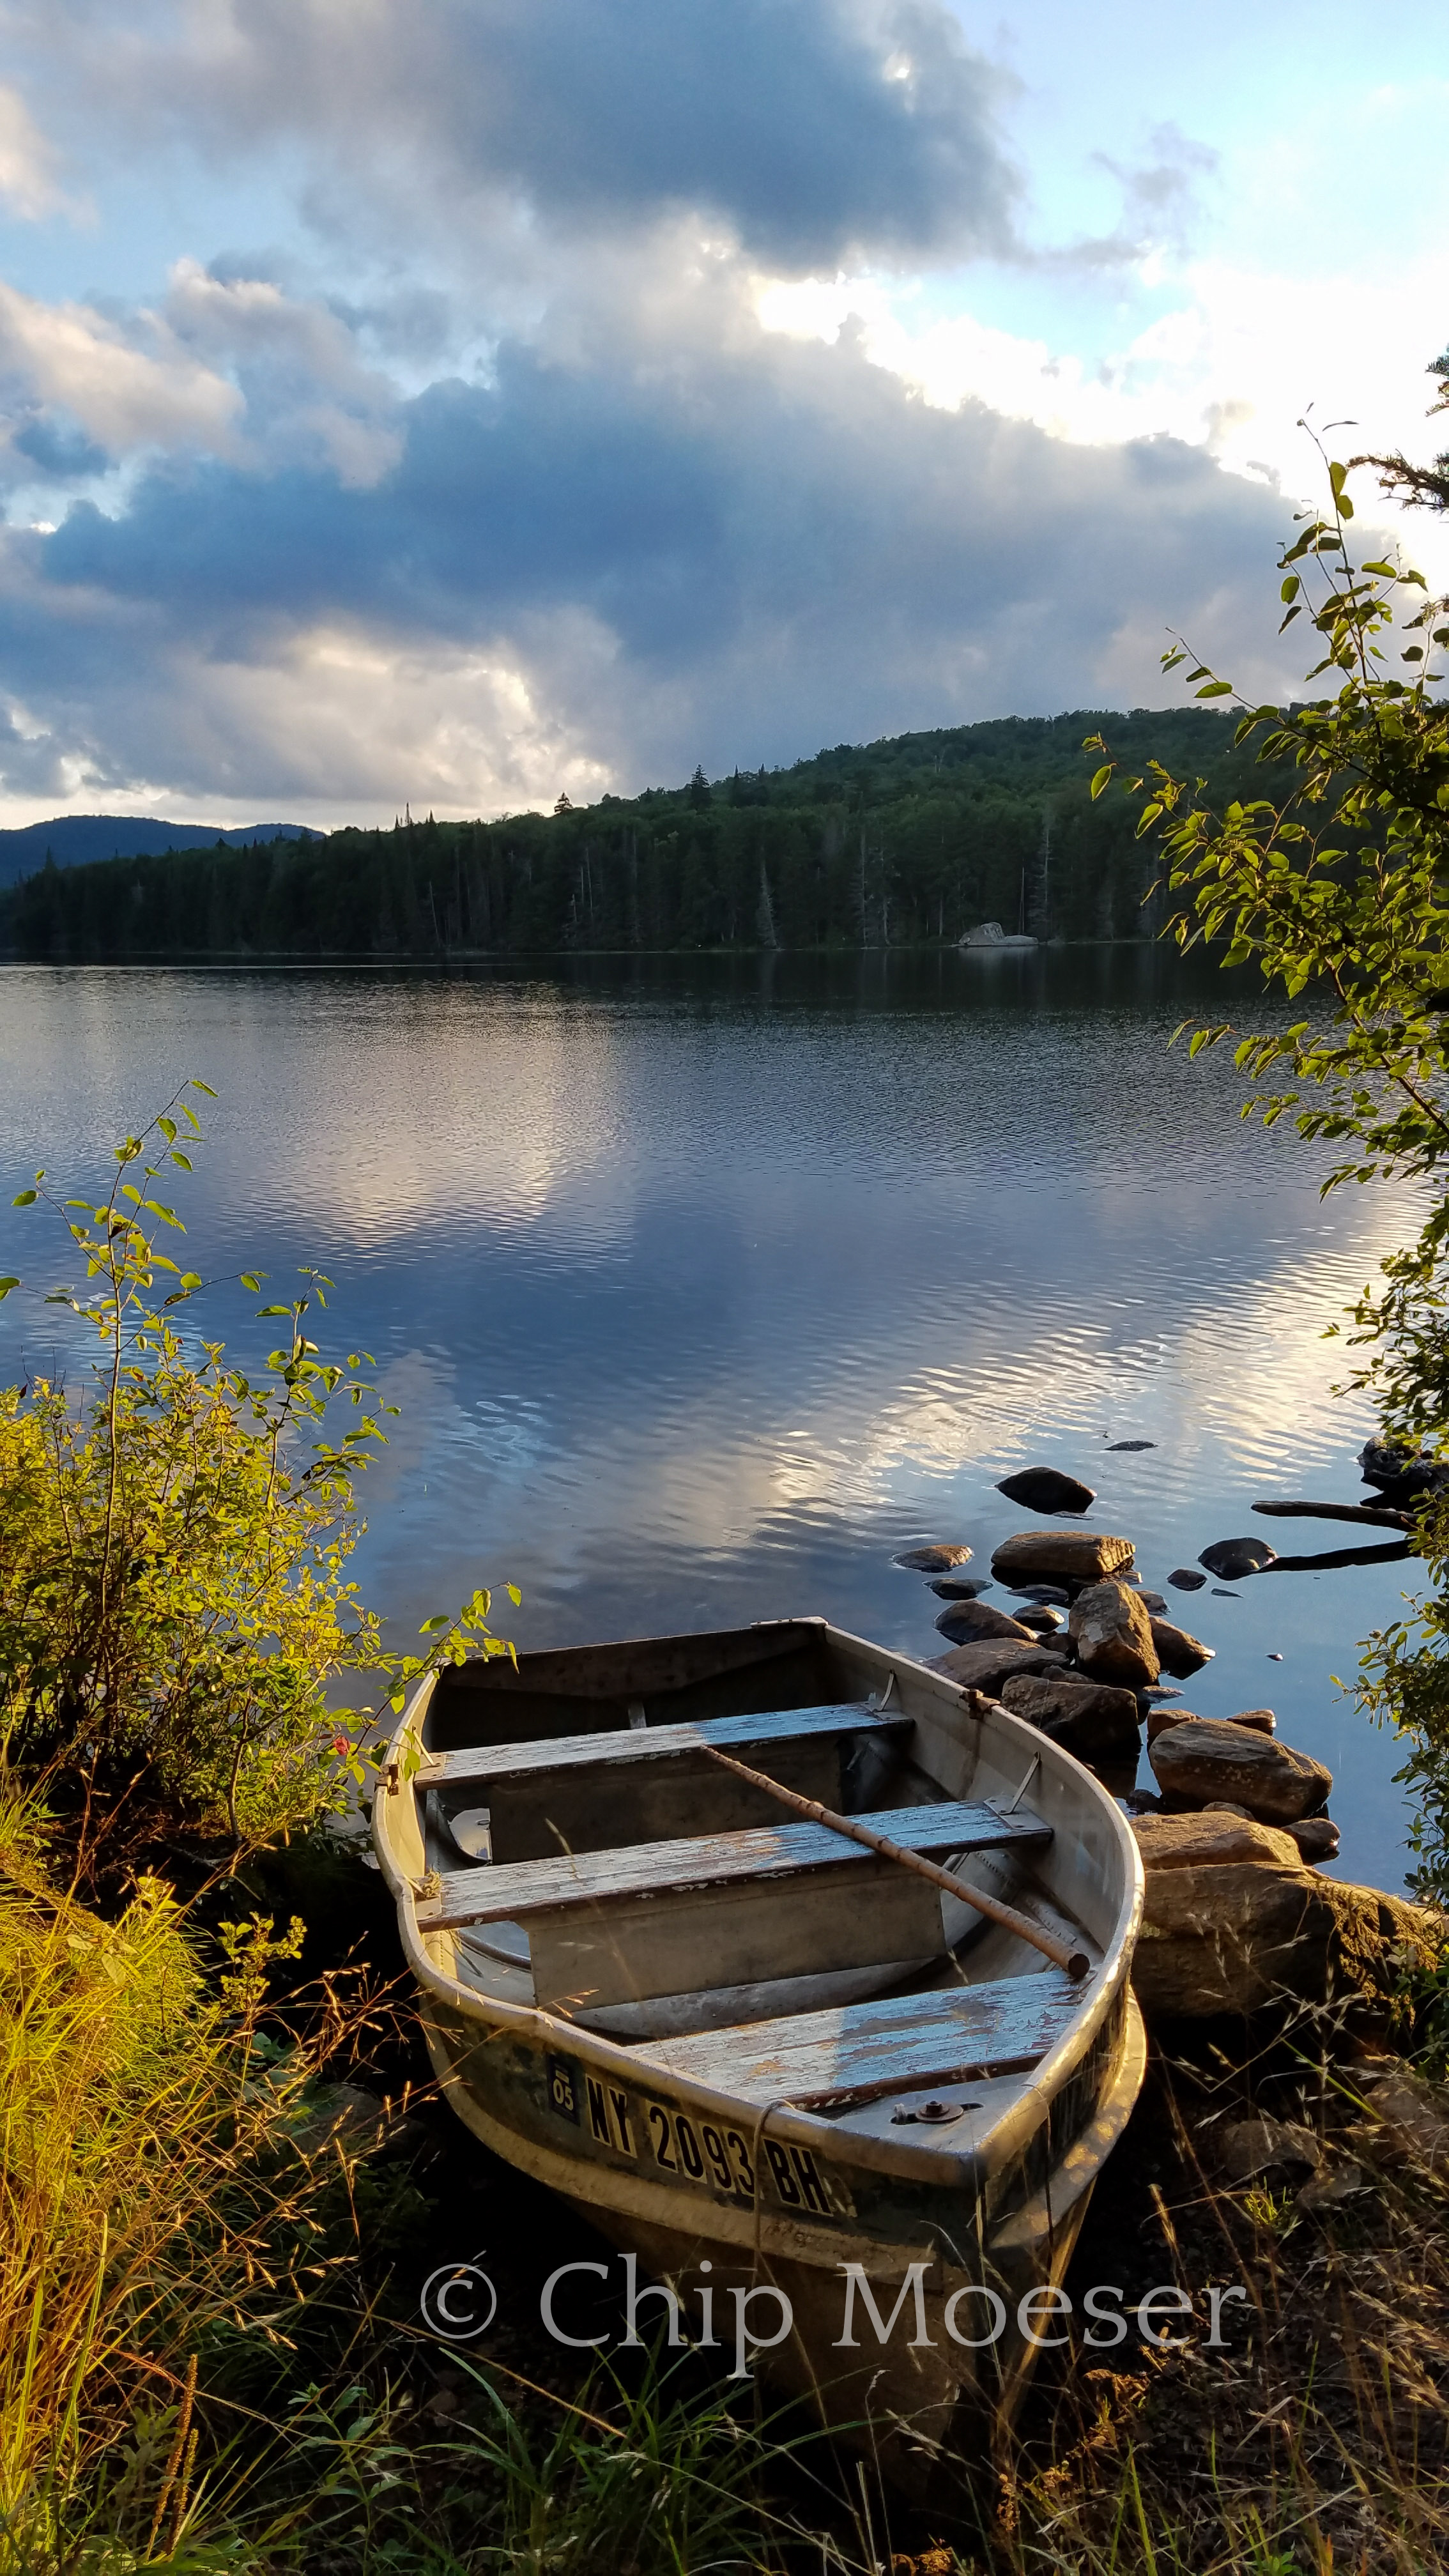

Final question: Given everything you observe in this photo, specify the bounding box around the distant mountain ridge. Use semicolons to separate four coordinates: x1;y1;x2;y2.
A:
0;814;321;891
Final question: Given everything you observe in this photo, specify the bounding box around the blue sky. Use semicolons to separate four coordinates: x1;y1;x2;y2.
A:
0;0;1444;826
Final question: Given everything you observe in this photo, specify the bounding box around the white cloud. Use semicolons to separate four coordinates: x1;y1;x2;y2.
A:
758;252;1449;592
0;83;74;220
0;279;242;458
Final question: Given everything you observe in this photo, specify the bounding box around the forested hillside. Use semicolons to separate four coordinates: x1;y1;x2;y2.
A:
2;707;1279;958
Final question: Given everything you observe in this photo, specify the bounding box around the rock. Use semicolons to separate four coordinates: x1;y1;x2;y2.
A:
1149;1718;1330;1824
1217;2115;1322;2181
991;1529;1135;1586
1212;1588;1239;1598
1360;2068;1449;2175
1298;2159;1370;2211
995;1466;1096;1516
1134;1812;1305;1871
1358;1438;1449;1506
1125;1788;1162;1813
1168;1567;1207;1591
1135;1590;1169;1616
1199;1537;1278;1580
1013;1600;1064;1632
1069;1579;1160;1688
1204;1802;1254;1819
1149;1616;1214;1678
895;1544;973;1573
1145;1705;1275;1745
1147;1703;1197;1742
998;1672;1142;1761
1108;1439;1156;1452
1006;1582;1072;1607
934;1598;1035;1645
1129;1834;1443;2021
927;1639;1071;1694
929;1575;991;1600
1287;1816;1340;1863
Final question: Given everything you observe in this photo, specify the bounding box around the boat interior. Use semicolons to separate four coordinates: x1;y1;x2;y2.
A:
404;1620;1123;2141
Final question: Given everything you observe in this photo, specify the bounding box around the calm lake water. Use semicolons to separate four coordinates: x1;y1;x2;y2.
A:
0;951;1429;1890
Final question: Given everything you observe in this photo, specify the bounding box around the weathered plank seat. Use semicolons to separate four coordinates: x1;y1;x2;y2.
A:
636;1972;1080;2109
423;1704;916;1863
416;1800;1052;2009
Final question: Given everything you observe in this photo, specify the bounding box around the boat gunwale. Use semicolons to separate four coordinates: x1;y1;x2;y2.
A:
373;1620;1145;2196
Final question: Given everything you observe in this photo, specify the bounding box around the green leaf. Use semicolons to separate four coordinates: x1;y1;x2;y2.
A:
1195;680;1233;699
1280;574;1301;604
12;1190;36;1206
240;1272;263;1291
0;1276;17;1298
191;1079;217;1097
169;1150;193;1170
1090;765;1112;800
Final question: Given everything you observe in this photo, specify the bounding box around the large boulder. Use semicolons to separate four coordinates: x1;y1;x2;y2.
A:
991;1529;1135;1586
1149;1616;1214;1678
933;1598;1036;1646
995;1466;1096;1516
998;1672;1141;1760
1149;1717;1330;1824
926;1639;1070;1694
1130;1812;1445;2020
1069;1579;1160;1688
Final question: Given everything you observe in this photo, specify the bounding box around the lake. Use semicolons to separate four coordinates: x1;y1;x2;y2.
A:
0;949;1428;1890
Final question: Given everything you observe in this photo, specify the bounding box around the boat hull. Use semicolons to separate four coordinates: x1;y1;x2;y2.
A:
376;1618;1146;2487
422;1982;1146;2494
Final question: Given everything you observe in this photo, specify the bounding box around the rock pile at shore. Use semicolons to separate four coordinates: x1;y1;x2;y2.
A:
899;1452;1443;2019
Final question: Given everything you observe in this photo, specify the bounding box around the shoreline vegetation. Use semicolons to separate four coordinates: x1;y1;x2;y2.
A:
0;705;1291;964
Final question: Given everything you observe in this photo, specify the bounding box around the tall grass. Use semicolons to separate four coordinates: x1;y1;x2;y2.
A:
0;1779;387;2568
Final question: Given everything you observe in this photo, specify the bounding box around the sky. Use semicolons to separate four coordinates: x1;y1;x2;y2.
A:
0;0;1445;828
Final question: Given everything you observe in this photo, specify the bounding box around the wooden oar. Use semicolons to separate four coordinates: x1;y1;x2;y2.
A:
702;1745;1091;1982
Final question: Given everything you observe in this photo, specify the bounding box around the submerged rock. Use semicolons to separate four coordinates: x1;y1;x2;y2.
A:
1149;1616;1213;1678
992;1528;1135;1586
1013;1600;1065;1632
895;1544;973;1572
1069;1579;1160;1688
1006;1581;1072;1607
999;1671;1141;1760
1199;1537;1278;1580
1149;1717;1331;1825
929;1575;991;1600
996;1466;1096;1516
1168;1567;1207;1591
933;1598;1036;1646
1108;1439;1156;1452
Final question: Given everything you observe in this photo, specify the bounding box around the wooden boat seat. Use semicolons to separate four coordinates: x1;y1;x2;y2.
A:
634;1972;1080;2109
422;1703;917;1864
416;1798;1052;2011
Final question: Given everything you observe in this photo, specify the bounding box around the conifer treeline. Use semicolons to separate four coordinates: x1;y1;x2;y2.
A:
2;707;1273;958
